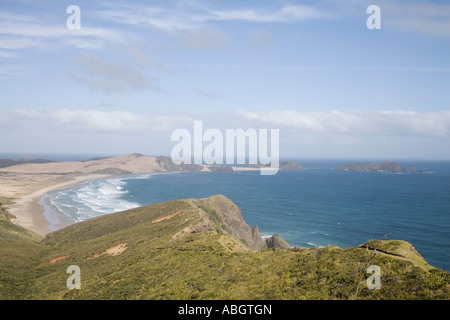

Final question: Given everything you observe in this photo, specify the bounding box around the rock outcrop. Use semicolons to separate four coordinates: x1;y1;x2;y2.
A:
194;195;267;251
265;234;291;250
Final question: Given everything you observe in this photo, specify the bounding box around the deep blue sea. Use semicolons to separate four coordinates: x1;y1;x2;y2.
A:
41;159;450;271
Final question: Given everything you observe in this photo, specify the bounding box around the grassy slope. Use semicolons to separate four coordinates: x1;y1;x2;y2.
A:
0;197;41;241
0;195;449;300
0;197;45;299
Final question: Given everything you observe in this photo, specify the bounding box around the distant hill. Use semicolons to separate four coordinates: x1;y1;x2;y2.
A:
279;160;303;170
0;154;308;175
0;153;213;174
0;194;448;300
336;161;408;173
0;158;57;169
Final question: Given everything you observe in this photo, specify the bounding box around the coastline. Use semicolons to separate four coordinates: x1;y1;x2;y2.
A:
4;174;113;236
20;169;252;236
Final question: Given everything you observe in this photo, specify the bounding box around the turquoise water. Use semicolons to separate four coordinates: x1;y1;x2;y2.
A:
43;160;450;271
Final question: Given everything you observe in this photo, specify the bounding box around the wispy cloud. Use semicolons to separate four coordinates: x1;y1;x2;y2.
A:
70;52;161;94
208;5;327;23
96;7;192;31
234;109;450;138
331;0;450;38
0;64;27;78
96;3;328;32
5;108;450;139
2;108;449;158
4;109;194;132
0;11;125;55
372;0;450;38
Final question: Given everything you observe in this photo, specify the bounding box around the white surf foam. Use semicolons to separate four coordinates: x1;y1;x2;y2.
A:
50;176;141;223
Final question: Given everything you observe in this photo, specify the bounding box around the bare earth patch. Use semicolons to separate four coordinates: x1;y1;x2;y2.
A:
152;210;187;224
87;243;128;260
50;255;69;263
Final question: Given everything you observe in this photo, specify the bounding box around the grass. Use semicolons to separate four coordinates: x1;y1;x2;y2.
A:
360;240;434;272
0;195;448;300
0;197;42;241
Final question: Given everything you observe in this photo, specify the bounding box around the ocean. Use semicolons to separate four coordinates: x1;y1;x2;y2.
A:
40;159;450;271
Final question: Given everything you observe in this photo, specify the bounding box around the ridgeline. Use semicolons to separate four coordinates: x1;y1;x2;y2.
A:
0;194;448;300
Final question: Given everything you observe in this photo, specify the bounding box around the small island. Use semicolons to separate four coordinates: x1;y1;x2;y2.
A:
336;161;408;173
412;167;427;174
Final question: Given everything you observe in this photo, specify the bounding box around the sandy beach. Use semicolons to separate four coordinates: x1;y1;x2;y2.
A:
0;154;169;235
0;173;112;235
0;153;216;236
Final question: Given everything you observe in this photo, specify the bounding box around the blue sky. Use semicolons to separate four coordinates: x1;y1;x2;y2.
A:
1;0;450;159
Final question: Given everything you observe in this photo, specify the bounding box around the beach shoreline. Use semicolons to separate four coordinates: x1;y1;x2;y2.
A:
19;169;257;235
3;173;113;236
0;153;219;236
1;154;274;237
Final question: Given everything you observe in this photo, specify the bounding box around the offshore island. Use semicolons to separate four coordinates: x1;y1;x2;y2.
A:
0;154;448;299
336;161;408;173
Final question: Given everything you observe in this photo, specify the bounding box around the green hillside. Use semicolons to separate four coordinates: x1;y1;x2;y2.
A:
0;195;448;300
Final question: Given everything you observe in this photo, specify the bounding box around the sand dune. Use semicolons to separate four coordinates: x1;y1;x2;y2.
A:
0;153;164;174
0;153;210;235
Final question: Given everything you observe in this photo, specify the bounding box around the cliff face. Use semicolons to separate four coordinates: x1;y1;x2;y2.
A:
192;195;268;251
0;195;448;300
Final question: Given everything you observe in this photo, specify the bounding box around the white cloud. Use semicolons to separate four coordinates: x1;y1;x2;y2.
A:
210;5;326;22
97;7;192;31
0;11;126;55
12;108;448;138
11;109;143;131
96;3;327;32
2;108;450;158
234;109;450;137
6;109;194;132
